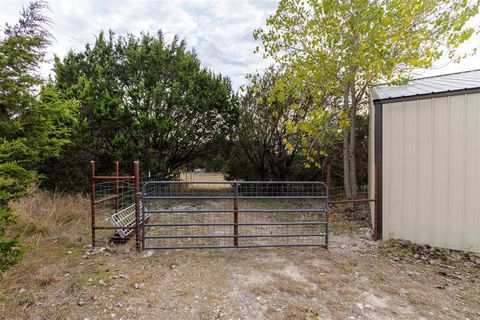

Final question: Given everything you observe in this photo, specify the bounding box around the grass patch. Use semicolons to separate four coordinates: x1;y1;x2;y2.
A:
248;283;273;295
34;265;60;286
241;199;300;210
83;267;109;286
0;191;92;319
329;218;367;235
283;302;321;320
17;292;35;307
273;274;312;296
10;191;89;246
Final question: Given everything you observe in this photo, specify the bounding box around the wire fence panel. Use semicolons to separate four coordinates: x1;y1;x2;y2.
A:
141;181;329;250
328;185;372;226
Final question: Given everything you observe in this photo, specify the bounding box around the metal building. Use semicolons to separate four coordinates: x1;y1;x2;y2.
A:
369;69;480;252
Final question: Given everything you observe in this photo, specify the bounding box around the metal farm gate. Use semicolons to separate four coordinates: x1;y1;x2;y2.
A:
141;181;329;249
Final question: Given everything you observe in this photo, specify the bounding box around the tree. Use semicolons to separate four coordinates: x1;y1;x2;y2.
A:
52;31;238;189
0;1;78;271
225;67;335;181
255;0;479;198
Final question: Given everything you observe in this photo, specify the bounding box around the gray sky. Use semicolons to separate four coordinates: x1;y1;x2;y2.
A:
1;0;277;89
1;0;479;89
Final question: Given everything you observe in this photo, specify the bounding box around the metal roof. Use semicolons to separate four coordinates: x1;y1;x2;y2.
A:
372;69;480;101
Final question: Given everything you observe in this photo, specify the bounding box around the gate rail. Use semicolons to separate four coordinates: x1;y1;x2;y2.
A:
141;181;329;250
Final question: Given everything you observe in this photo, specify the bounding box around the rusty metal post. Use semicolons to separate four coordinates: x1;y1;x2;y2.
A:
373;165;379;240
233;182;239;247
325;182;329;248
133;161;141;252
90;161;96;248
115;161;120;213
326;163;332;187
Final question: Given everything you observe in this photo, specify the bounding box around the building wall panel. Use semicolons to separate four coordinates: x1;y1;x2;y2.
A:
463;94;480;251
381;92;480;252
416;98;433;245
403;100;418;241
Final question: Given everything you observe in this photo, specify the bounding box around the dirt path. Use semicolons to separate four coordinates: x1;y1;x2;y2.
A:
4;193;478;319
2;213;479;320
10;231;472;320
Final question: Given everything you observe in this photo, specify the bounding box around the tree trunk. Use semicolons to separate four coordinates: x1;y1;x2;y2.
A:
342;83;353;199
349;82;358;199
343;131;352;199
341;81;359;200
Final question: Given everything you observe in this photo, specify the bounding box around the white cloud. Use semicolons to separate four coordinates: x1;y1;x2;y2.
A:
1;0;479;88
412;15;480;79
0;0;277;88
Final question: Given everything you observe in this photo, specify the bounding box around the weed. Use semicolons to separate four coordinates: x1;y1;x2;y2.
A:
248;283;272;295
10;191;89;245
17;293;35;307
273;273;311;296
283;302;321;320
34;265;59;286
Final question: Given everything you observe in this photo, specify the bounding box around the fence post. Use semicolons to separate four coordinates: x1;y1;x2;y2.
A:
325;182;329;248
90;161;96;248
134;161;141;252
115;161;120;213
373;165;380;240
326;163;332;187
233;182;239;247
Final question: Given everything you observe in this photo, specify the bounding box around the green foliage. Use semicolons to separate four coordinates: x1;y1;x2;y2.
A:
255;0;479;194
255;0;480;127
0;205;26;272
256;0;479;89
0;1;78;271
225;67;336;181
51;30;238;190
187;152;227;172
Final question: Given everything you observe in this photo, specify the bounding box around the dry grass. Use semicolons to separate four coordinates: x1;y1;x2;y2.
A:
305;266;328;284
328;212;369;235
34;264;61;286
379;238;480;270
180;172;225;182
273;274;313;297
282;302;321;320
10;191;90;245
1;193;479;319
1;191;91;320
248;283;273;296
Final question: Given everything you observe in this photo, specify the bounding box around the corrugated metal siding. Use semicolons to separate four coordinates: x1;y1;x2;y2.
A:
382;92;480;252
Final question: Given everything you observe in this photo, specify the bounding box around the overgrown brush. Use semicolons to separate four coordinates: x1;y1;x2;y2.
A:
0;191;90;319
10;191;89;245
0;1;78;272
